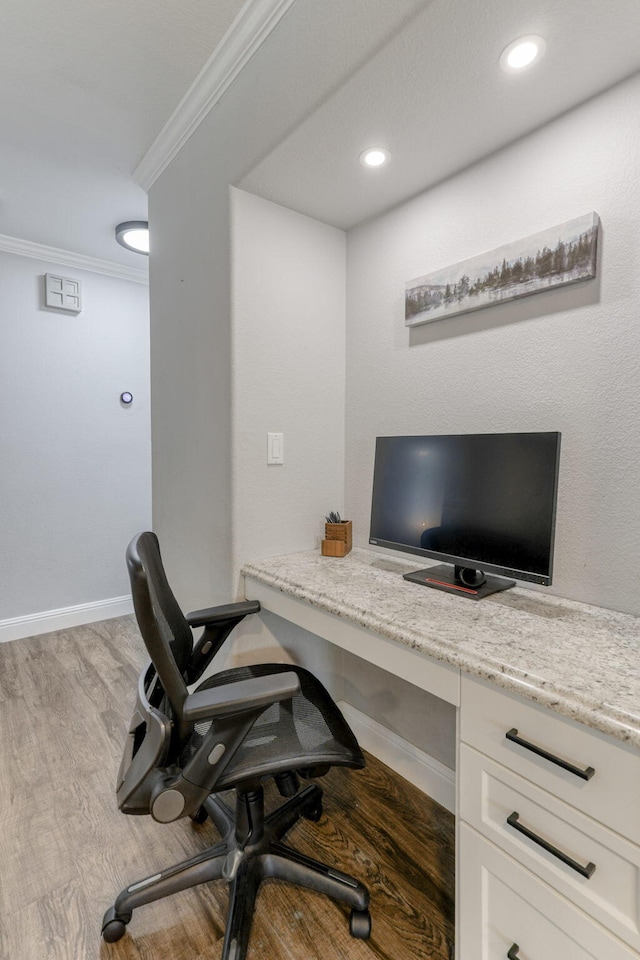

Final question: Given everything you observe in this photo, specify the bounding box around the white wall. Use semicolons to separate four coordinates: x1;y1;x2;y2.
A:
231;187;346;578
147;0;422;613
0;250;151;633
346;70;640;617
148;131;234;611
227;188;456;767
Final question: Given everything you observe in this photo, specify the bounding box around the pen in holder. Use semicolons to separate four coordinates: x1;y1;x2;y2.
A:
321;515;352;557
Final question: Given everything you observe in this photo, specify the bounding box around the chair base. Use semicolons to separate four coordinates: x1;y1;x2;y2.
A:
102;783;371;960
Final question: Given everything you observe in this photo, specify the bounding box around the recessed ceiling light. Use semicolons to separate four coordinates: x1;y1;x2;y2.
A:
499;35;546;73
115;221;149;255
359;148;390;168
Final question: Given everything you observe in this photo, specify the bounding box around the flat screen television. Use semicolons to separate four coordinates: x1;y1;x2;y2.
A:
369;432;561;599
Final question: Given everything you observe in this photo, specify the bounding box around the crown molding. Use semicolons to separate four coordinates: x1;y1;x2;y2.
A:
0;233;149;284
134;0;297;191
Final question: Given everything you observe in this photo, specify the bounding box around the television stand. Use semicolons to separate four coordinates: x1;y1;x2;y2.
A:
403;563;515;600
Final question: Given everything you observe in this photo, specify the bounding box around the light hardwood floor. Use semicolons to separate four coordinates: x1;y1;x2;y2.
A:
0;617;454;960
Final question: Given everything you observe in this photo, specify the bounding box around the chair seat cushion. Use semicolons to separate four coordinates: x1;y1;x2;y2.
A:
181;663;364;789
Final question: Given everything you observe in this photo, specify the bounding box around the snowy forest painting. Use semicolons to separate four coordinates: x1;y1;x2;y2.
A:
405;212;599;327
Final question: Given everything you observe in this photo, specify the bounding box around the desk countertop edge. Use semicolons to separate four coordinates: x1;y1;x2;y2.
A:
242;549;640;752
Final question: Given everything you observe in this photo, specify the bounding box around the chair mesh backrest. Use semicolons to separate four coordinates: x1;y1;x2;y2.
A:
127;533;194;702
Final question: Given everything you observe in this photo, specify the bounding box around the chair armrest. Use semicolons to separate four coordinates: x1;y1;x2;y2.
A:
182;671;300;722
186;600;260;628
184;600;261;686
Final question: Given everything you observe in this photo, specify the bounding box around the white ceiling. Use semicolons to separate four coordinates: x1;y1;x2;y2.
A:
2;0;640;264
0;0;246;265
240;0;640;230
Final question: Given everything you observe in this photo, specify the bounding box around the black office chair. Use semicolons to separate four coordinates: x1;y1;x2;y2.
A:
102;532;371;959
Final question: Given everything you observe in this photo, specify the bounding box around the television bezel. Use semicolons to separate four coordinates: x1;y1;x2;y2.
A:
368;431;561;587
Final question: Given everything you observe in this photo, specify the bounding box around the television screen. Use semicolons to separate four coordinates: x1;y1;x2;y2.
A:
369;432;561;595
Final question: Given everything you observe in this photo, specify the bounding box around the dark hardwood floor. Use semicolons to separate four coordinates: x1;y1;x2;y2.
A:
0;617;454;960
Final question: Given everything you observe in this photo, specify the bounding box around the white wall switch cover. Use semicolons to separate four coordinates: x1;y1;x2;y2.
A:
44;274;82;313
267;432;284;464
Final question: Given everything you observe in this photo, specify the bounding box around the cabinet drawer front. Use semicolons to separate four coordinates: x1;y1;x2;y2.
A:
460;743;640;951
460;674;640;844
459;824;638;960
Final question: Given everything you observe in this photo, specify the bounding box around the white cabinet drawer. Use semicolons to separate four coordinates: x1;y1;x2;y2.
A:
460;743;640;952
460;674;640;845
459;823;639;960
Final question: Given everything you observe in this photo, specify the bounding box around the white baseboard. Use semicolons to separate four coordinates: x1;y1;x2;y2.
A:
0;596;133;644
337;700;456;814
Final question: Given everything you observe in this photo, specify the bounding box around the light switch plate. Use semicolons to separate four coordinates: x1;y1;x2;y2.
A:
44;273;82;313
267;432;284;464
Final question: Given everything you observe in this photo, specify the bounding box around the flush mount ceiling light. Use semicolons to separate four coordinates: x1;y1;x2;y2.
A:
499;35;546;73
359;147;390;168
115;220;149;255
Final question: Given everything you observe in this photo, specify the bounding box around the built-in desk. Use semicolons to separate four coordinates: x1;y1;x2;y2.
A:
242;548;640;960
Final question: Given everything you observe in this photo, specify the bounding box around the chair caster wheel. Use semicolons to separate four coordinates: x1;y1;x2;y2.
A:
303;800;323;822
349;907;372;939
102;919;127;943
190;806;208;824
102;906;130;943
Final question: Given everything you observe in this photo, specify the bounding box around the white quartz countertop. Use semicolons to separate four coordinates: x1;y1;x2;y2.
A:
242;548;640;749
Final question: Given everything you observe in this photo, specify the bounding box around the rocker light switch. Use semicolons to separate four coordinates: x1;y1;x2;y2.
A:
267;432;284;465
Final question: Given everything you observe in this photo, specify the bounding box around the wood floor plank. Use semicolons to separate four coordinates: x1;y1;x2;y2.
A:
0;617;454;959
1;800;78;918
0;879;95;960
0;638;23;701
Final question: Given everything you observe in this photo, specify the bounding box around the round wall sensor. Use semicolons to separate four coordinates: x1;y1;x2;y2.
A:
120;392;133;405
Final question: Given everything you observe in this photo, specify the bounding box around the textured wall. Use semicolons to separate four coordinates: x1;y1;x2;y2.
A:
148;127;235;612
346;71;640;616
146;0;424;613
229;188;456;766
231;188;346;581
0;251;150;620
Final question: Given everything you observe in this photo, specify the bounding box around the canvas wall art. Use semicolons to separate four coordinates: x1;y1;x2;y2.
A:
405;212;599;327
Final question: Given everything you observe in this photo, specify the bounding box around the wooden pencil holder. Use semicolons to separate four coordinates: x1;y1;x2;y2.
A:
321;520;352;557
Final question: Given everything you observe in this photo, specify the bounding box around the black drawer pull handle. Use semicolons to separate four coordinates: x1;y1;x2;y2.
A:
506;728;595;781
507;812;596;879
507;946;520;960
